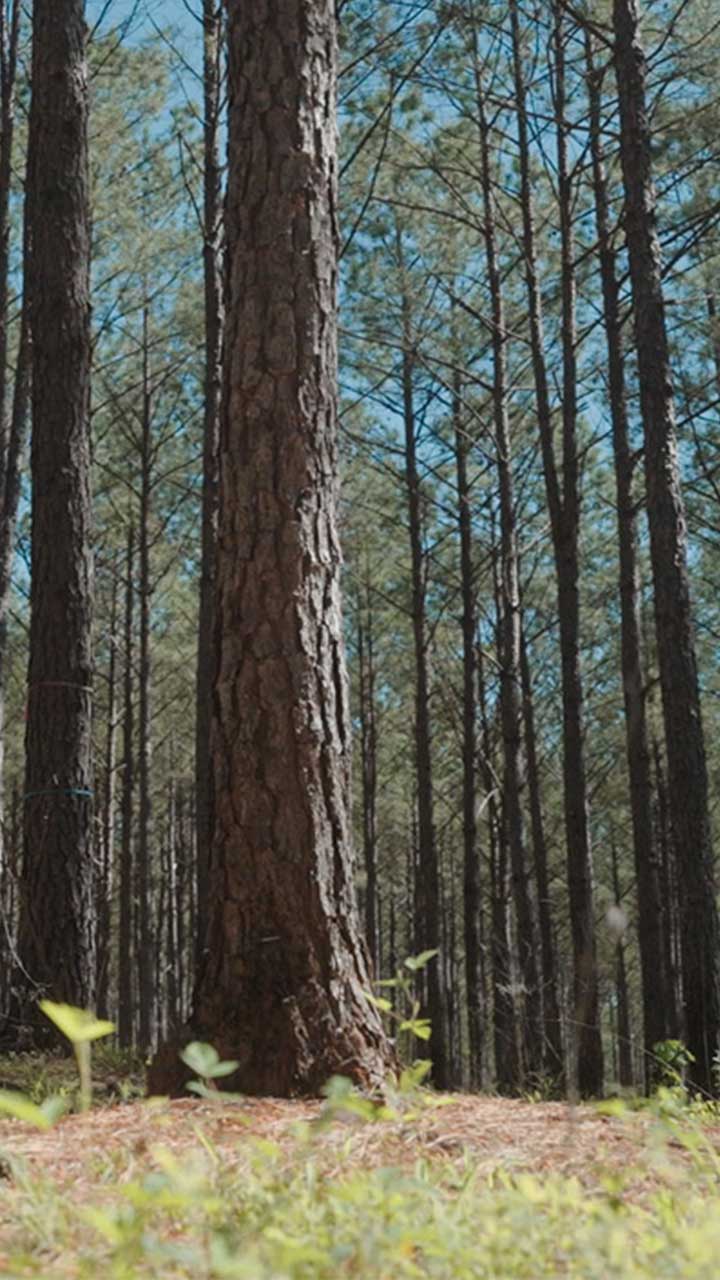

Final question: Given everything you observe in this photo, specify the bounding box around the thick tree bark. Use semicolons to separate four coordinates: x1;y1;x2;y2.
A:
150;0;392;1097
195;0;224;966
8;0;94;1038
509;0;603;1096
614;0;720;1095
586;36;667;1089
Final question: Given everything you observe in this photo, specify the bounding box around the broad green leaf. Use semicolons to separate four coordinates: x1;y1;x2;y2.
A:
206;1059;239;1079
399;1018;432;1040
365;994;393;1012
403;950;439;972
39;1001;115;1045
180;1041;238;1080
180;1041;221;1077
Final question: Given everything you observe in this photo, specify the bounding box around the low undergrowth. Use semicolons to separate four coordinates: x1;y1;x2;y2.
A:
0;1082;719;1278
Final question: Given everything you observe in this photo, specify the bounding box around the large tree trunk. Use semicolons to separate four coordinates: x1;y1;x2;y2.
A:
614;0;720;1095
586;35;667;1090
150;0;392;1097
8;0;94;1038
509;0;603;1097
195;0;224;965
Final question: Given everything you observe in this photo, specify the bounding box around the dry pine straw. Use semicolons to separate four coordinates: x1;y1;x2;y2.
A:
0;1094;716;1214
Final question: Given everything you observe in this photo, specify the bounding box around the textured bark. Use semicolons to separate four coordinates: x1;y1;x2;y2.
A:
586;36;666;1089
614;0;720;1095
150;0;392;1097
8;0;94;1038
195;0;224;965
509;0;603;1097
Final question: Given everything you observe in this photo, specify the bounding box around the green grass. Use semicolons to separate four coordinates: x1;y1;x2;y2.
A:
0;1087;718;1278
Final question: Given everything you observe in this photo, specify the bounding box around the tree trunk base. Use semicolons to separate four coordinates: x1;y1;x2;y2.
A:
148;979;394;1098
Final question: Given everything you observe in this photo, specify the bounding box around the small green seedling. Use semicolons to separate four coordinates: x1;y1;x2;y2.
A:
40;1001;115;1113
179;1042;240;1098
367;949;438;1059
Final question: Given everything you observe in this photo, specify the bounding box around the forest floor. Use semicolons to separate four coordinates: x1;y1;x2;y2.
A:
0;1063;719;1277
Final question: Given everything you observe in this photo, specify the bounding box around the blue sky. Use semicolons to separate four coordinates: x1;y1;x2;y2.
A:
87;0;198;44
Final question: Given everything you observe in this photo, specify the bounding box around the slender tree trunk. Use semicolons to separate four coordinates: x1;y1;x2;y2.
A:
117;522;135;1048
614;0;720;1095
396;227;447;1088
472;30;540;1085
509;0;603;1096
653;740;681;1041
357;586;379;974
0;0;20;444
97;570;119;1019
520;627;564;1087
150;0;393;1097
477;624;516;1092
195;0;224;964
165;770;179;1032
586;36;666;1089
0;0;27;856
451;363;482;1089
137;302;154;1051
611;841;634;1088
8;0;94;1040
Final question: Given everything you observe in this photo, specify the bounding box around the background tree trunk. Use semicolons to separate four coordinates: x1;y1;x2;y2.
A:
614;0;720;1095
195;0;224;967
9;0;94;1039
509;0;603;1096
586;35;667;1089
